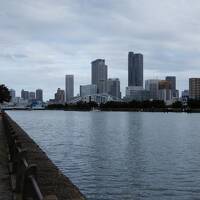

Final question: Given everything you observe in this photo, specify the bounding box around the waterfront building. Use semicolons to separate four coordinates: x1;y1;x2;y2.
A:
166;76;177;98
145;79;160;100
65;75;74;102
29;92;36;100
55;88;65;104
125;86;150;101
9;89;16;102
21;89;29;100
91;59;108;93
36;89;43;102
158;80;172;103
13;97;29;108
128;52;143;87
80;84;97;97
79;94;121;104
107;78;121;99
189;78;200;100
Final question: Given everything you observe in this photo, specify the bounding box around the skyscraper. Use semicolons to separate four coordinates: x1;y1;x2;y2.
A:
65;75;74;102
189;78;200;100
166;76;177;97
36;89;43;102
29;92;36;100
107;78;121;98
55;88;65;104
145;79;160;100
158;80;172;102
91;59;108;93
128;52;143;87
80;84;97;97
21;89;29;100
9;89;16;102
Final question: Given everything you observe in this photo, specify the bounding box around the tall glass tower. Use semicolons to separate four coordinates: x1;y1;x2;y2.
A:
128;52;143;87
65;74;74;102
91;59;108;93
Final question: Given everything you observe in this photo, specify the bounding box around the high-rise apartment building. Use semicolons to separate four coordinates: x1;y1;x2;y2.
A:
107;78;121;98
158;80;172;102
128;52;143;87
166;76;177;97
29;92;36;100
55;88;65;104
80;84;97;97
145;79;160;100
21;89;29;100
91;59;108;93
65;75;74;102
189;78;200;100
9;89;16;102
36;89;43;102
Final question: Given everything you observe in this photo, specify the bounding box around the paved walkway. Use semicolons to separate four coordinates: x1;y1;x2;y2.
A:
0;115;12;200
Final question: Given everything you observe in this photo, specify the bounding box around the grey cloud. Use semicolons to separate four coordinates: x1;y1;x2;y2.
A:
0;0;200;99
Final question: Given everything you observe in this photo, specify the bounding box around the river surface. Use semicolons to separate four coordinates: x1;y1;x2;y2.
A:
6;111;200;200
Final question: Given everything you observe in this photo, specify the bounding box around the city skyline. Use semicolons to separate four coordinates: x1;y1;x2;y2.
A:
1;1;200;99
6;53;199;101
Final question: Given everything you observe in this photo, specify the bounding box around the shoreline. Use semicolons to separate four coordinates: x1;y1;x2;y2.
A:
3;108;200;113
2;112;86;200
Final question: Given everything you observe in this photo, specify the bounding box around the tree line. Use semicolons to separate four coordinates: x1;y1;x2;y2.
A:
47;99;200;110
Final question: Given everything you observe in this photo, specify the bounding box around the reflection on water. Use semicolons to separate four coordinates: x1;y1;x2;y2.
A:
7;111;200;200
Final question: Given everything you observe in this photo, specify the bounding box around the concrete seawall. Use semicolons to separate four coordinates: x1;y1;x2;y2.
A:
2;112;86;200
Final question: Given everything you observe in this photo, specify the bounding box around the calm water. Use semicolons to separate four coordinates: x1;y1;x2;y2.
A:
7;111;200;200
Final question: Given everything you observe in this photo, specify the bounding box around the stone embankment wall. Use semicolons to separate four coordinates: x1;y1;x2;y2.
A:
3;113;86;200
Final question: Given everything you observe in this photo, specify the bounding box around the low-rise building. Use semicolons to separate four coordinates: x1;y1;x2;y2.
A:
70;94;121;104
125;86;150;101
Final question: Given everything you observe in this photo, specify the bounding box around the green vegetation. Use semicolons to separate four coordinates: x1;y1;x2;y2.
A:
187;99;200;109
100;100;166;109
46;101;98;110
46;99;200;112
0;85;11;103
171;101;183;108
47;104;65;110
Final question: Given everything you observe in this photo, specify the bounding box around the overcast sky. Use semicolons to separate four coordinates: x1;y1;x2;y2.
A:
1;0;200;100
